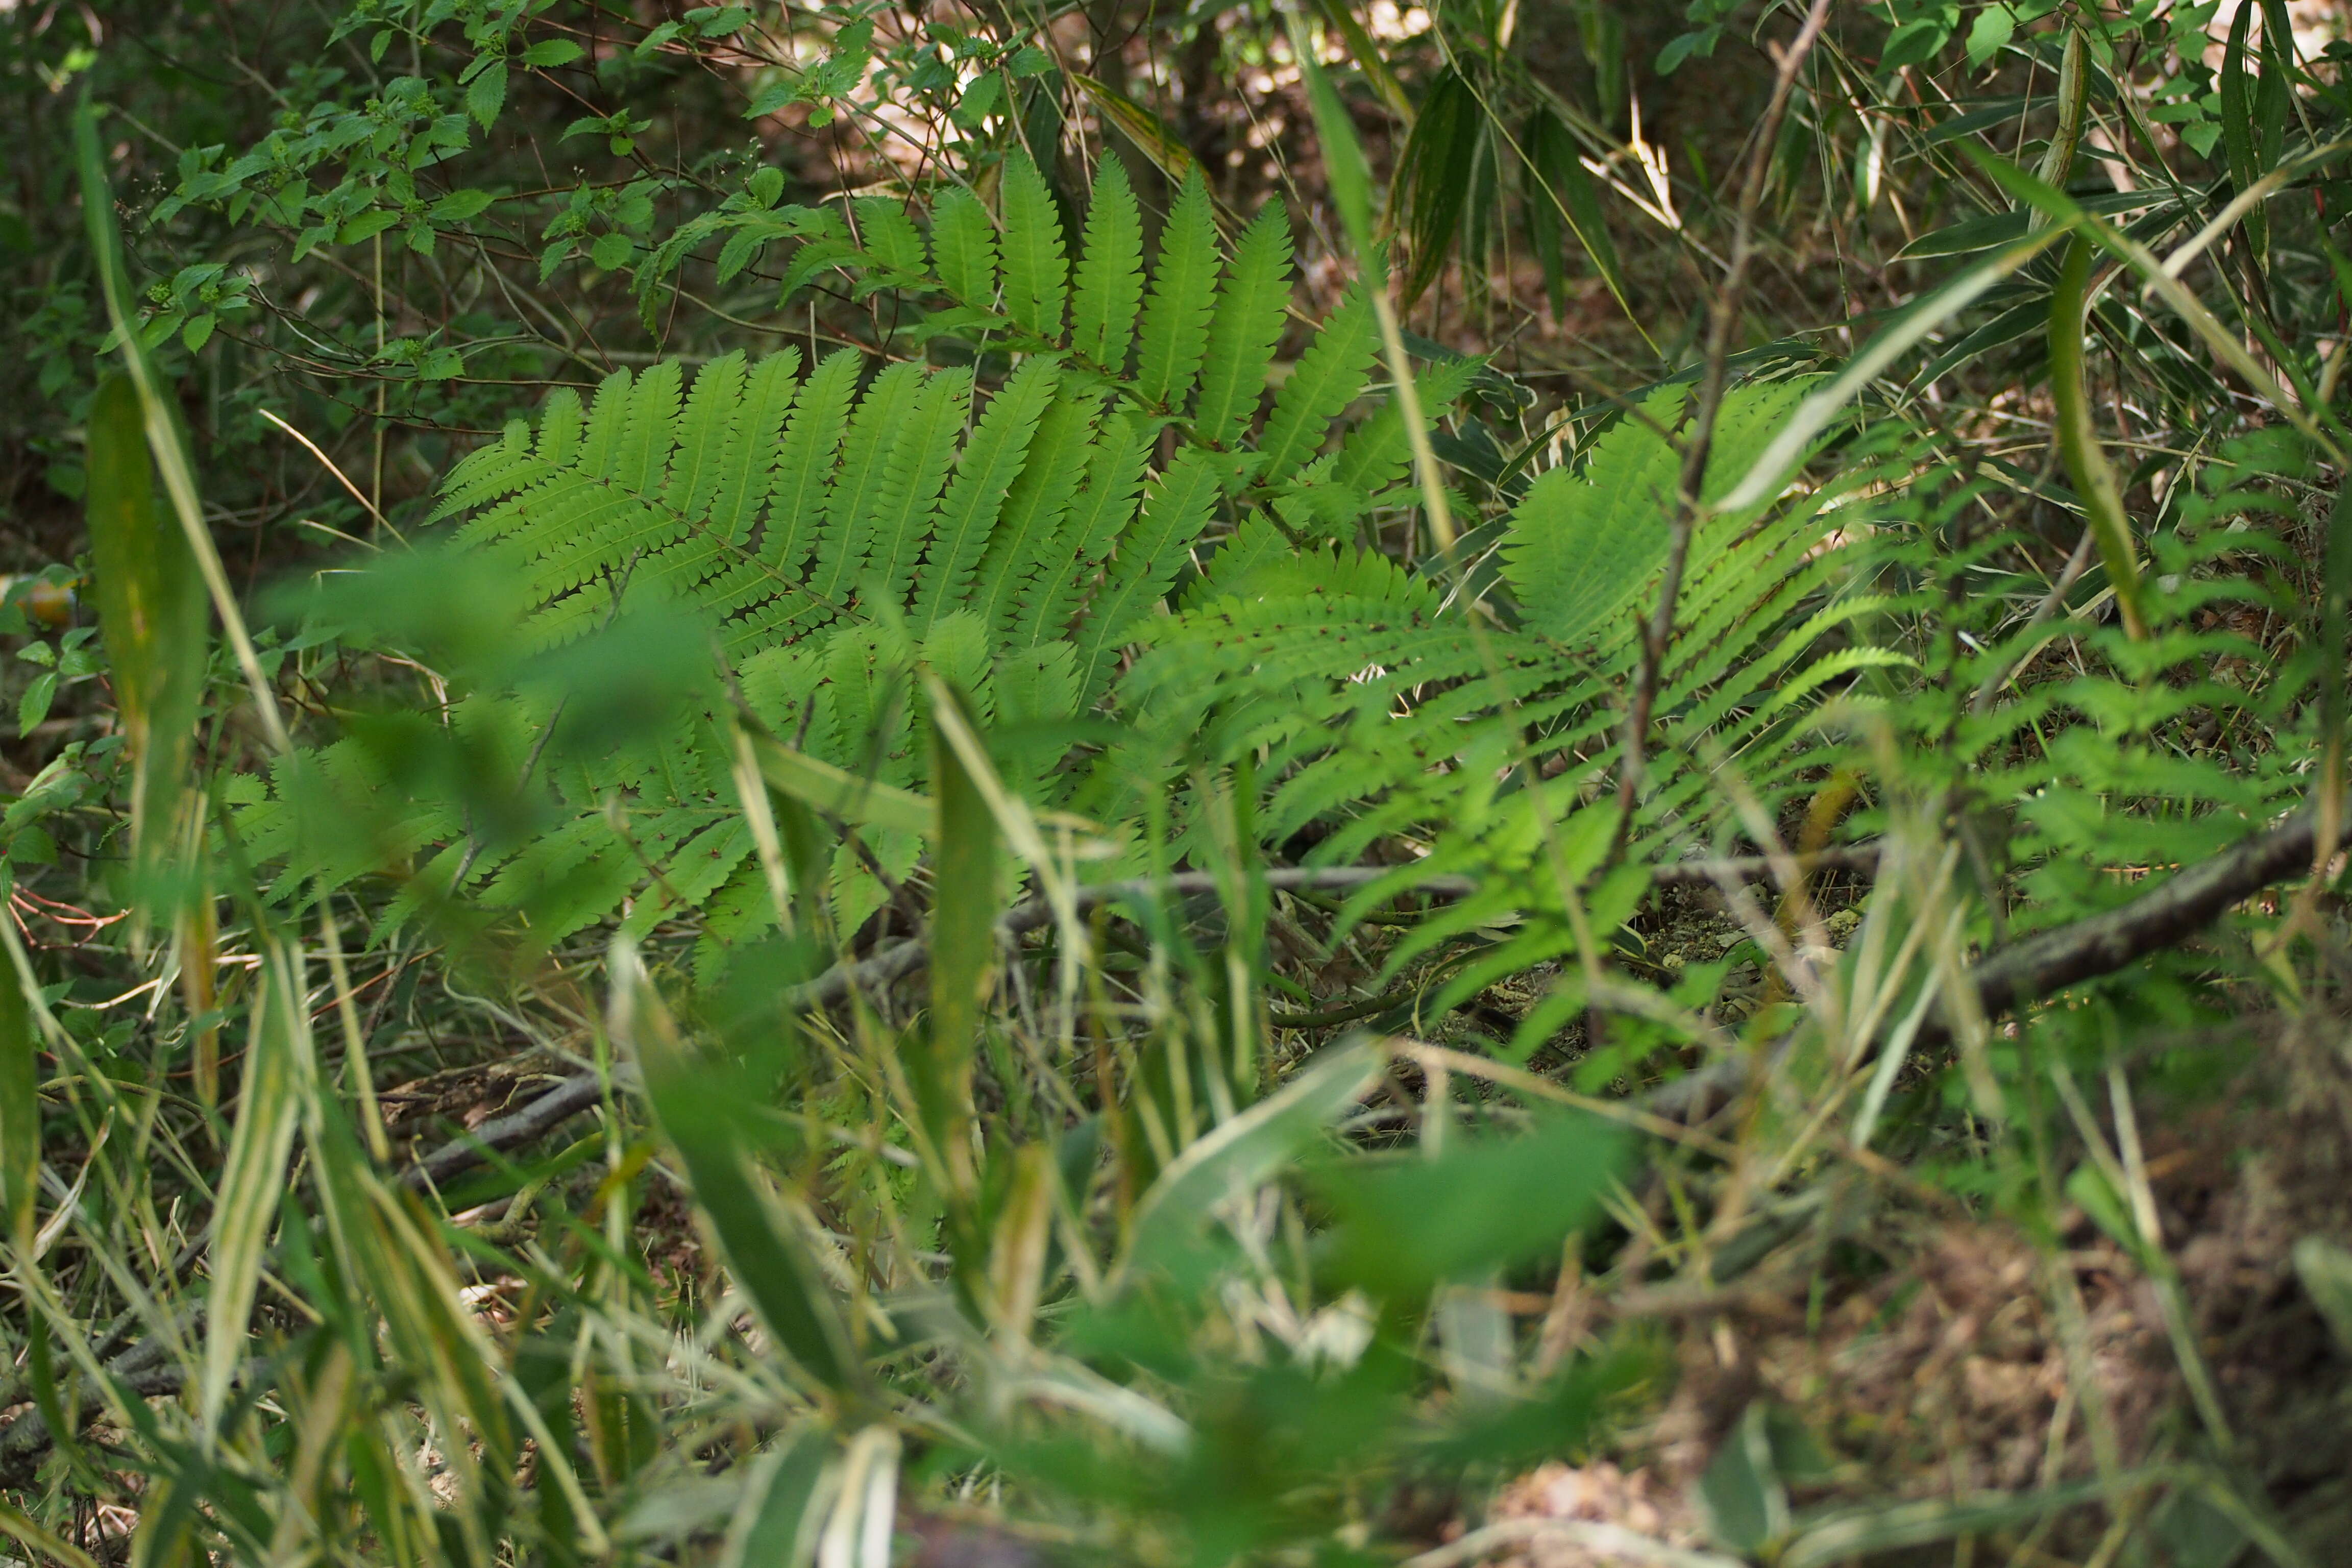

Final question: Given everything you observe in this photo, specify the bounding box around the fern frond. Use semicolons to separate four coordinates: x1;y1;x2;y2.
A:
578;368;636;479
1134;170;1218;412
702;347;805;545
853;195;928;279
1000;152;1069;341
1071;159;1144;372
1191;205;1292;447
1328;356;1483;498
664;351;750;526
756;348;864;583
433;418;540;519
1500;386;1681;647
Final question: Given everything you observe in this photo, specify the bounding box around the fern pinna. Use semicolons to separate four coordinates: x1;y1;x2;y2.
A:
244;155;1452;967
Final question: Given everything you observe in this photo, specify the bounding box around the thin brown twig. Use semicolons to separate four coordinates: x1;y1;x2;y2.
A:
1613;0;1837;853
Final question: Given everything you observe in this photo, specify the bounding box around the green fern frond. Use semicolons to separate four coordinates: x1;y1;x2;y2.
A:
1500;387;1681;647
968;391;1102;637
1011;411;1155;650
1071;447;1224;703
804;359;930;609
754;347;864;586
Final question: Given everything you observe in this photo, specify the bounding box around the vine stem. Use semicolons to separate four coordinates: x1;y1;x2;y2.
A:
1611;0;1834;853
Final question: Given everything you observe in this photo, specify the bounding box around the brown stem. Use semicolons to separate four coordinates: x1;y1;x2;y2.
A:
1612;0;1836;851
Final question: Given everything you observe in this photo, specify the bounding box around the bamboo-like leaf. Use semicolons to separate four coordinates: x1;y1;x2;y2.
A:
1068;72;1199;186
740;725;936;837
1120;1039;1378;1276
621;941;867;1400
1395;69;1481;308
86;372;209;893
2048;239;2148;639
1713;220;2070;513
0;929;35;1246
202;942;306;1436
920;690;1003;1204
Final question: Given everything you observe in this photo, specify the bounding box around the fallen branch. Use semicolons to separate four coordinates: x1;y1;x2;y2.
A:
1648;800;2334;1118
1962;803;2323;1019
391;848;1881;1187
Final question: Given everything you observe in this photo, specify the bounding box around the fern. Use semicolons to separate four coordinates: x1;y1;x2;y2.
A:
1133;375;1896;998
259;154;1477;963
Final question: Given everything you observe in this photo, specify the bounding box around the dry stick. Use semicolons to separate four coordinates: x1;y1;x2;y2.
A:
1612;0;1835;849
1647;795;2342;1119
393;850;1884;1188
402;785;2318;1188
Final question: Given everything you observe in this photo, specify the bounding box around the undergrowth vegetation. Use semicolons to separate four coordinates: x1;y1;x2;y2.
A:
8;0;2352;1564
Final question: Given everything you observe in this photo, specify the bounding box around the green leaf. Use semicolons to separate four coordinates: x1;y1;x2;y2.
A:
519;38;583;66
591;231;634;271
1699;1404;1790;1552
1192;204;1292;445
1293;22;1375;260
1070;158;1143;371
1965;4;2017;69
467;63;509;129
999;150;1068;340
1782;1483;2108;1568
16;671;54;737
1395;68;1480;308
1316;1110;1625;1296
1881;16;1954;71
84;373;207;879
432;188;495;222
